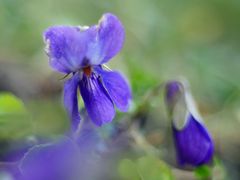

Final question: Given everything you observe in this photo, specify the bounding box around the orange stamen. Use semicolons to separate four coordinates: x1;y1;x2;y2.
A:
83;66;92;77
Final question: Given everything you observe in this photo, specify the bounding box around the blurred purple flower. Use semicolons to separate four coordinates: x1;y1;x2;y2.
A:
165;80;214;167
19;138;80;180
43;13;132;130
1;117;108;180
18;125;104;180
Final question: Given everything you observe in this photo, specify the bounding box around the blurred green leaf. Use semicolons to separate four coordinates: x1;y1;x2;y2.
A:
0;93;30;139
118;159;140;180
137;156;173;180
194;165;212;180
118;156;174;180
0;114;31;138
194;158;228;180
0;92;26;115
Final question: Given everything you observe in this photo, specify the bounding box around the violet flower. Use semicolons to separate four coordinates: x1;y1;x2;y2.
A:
18;122;101;180
3;117;105;180
43;13;131;130
165;80;214;167
19;138;80;180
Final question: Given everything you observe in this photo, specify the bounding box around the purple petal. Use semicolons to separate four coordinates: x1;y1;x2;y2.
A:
96;68;131;112
19;138;79;180
165;81;183;105
173;114;214;166
165;80;214;166
86;13;125;65
63;73;80;131
79;74;115;126
43;26;95;73
98;13;125;63
76;119;101;153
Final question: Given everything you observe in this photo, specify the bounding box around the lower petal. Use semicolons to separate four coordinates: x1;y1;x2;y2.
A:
63;73;81;131
173;114;214;166
79;74;115;126
96;68;131;112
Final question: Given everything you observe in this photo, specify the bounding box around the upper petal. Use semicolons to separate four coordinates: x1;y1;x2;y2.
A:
165;81;182;108
63;73;81;131
96;68;131;112
165;80;203;129
86;13;125;65
173;114;214;166
43;26;96;73
79;74;115;126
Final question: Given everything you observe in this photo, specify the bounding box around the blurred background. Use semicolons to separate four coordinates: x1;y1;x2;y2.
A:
0;0;239;179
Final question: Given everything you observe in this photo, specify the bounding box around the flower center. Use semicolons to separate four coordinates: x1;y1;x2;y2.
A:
83;66;92;77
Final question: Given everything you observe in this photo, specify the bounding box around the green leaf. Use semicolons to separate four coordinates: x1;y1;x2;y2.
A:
136;156;174;180
118;156;174;180
118;159;140;180
194;157;227;180
0;92;26;115
0;93;30;139
194;165;212;180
